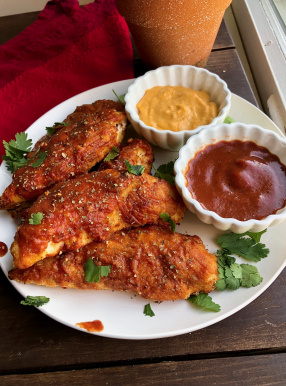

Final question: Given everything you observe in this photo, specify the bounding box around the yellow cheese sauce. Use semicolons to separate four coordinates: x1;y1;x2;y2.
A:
137;85;218;132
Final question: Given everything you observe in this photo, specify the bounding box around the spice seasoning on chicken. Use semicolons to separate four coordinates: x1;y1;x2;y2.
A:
185;140;286;221
137;85;217;132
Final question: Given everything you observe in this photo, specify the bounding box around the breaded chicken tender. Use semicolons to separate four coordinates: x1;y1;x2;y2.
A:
9;225;218;301
11;169;186;269
99;138;154;174
0;100;127;211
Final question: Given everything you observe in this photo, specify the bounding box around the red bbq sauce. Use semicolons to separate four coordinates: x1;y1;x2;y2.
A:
0;242;8;257
76;320;104;333
186;140;286;221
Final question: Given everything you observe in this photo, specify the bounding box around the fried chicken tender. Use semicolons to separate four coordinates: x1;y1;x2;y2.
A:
9;225;218;301
7;137;154;221
0;100;127;211
99;138;154;174
11;169;186;269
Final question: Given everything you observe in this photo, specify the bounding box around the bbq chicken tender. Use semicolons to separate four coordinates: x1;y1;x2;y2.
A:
11;169;186;269
9;225;218;301
99;138;154;174
0;100;127;211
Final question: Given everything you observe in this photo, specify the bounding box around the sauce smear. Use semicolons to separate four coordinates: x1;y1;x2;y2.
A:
76;319;104;333
0;242;8;257
186;140;286;221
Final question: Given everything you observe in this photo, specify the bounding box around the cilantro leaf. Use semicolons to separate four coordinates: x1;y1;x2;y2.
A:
215;279;227;291
46;122;69;135
29;212;44;225
240;264;263;288
31;151;47;168
224;116;235;124
215;250;263;291
125;159;145;176
144;303;155;317
153;161;175;185
2;132;33;173
188;293;221;312
104;146;119;162
20;295;50;307
216;231;269;262
159;212;176;232
84;258;111;283
112;89;125;104
225;276;240;290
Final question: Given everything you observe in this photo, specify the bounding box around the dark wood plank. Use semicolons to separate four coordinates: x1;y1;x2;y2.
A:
1;353;286;385
0;267;285;372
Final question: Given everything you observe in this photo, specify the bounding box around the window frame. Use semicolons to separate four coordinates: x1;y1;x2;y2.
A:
232;0;286;133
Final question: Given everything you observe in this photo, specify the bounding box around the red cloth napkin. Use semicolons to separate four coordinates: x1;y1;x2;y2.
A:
0;0;134;157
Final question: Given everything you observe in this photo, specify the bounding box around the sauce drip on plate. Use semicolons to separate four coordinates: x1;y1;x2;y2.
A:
76;320;104;333
0;242;8;257
186;140;286;221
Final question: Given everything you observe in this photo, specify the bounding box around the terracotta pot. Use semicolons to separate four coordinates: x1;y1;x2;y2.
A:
115;0;232;68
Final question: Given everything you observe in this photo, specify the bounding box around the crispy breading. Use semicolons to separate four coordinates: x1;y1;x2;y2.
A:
98;138;154;174
0;100;127;211
6;137;154;220
9;225;218;301
11;169;186;269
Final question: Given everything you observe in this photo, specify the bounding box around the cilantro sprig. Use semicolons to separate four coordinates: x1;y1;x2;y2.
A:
31;151;47;168
104;146;119;162
216;250;263;290
153;161;175;185
188;293;221;312
84;258;111;283
224;116;235;124
159;213;176;232
29;212;44;225
112;89;125;104
2;132;33;173
216;230;269;262
20;295;50;307
46;121;69;136
144;303;155;317
125;159;145;176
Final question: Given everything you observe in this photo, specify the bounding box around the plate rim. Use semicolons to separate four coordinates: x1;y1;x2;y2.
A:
0;78;285;340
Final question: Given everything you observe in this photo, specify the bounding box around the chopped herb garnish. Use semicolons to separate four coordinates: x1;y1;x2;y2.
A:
104;146;119;162
188;293;221;312
144;303;155;317
224;116;235;124
159;213;176;232
216;230;269;262
46;121;69;135
84;258;111;283
20;295;50;307
29;212;44;225
31;151;47;168
125;159;145;176
153;161;175;185
215;231;265;291
2;132;33;173
112;89;125;104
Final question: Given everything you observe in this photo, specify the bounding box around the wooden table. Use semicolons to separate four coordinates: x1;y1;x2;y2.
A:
0;12;285;386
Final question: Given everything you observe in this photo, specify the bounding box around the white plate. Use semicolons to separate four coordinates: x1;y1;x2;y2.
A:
0;79;285;340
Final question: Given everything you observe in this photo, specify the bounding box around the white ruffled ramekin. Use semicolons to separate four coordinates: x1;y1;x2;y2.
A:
125;65;231;151
174;123;286;233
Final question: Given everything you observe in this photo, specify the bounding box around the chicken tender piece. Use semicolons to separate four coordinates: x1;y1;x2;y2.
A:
0;100;127;211
11;169;186;269
99;138;154;174
7;137;154;221
9;225;218;301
